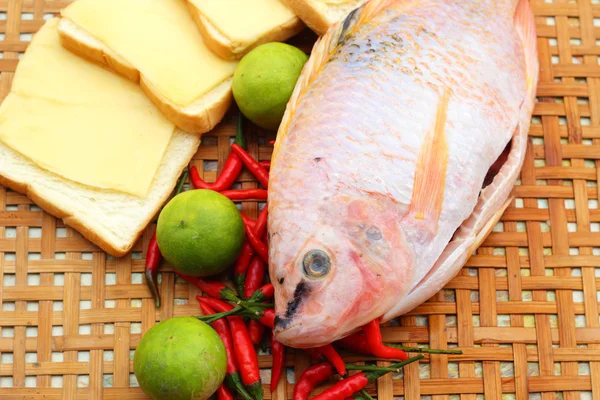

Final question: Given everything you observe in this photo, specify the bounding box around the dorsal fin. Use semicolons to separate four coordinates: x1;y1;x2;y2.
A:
273;0;397;159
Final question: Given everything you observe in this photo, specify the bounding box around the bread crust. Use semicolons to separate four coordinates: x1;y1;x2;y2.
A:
280;0;333;35
186;1;305;60
280;0;368;36
57;18;233;134
0;173;127;256
0;134;199;258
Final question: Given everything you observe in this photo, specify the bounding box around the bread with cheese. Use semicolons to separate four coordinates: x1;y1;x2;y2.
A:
0;130;199;257
186;0;305;60
58;0;237;133
280;0;368;36
0;17;200;257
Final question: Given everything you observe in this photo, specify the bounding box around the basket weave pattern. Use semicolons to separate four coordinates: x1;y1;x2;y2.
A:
0;0;599;399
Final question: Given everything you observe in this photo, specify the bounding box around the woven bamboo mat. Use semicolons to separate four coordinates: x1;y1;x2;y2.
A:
0;0;599;399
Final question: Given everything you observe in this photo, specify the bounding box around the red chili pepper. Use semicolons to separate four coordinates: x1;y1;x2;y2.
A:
233;241;254;297
338;333;457;358
218;384;234;400
248;320;265;345
270;338;285;392
189;165;206;189
199;303;235;374
315;344;346;376
244;256;266;299
177;272;228;299
221;189;268;201
336;333;371;355
311;372;369;400
312;356;424;400
235;206;267;297
198;297;263;400
144;232;162;308
244;255;266;345
198;296;234;312
200;298;272;326
363;319;408;360
231;143;270;189
199;302;253;400
250;283;274;302
255;205;268;237
241;214;257;231
190;115;246;191
293;363;334;400
259;308;275;328
260;160;271;170
189;154;242;191
229;317;262;400
245;223;269;263
145;170;187;309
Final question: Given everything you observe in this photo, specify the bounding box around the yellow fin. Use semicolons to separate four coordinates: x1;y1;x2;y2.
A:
273;0;396;160
409;89;451;232
513;0;538;95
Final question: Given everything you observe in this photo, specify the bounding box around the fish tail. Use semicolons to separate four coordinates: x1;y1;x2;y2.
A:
273;0;398;160
513;0;539;96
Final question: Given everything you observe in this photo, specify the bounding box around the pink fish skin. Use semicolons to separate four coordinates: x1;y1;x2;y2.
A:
268;0;538;348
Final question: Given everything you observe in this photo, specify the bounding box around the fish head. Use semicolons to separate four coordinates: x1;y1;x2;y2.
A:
270;194;414;348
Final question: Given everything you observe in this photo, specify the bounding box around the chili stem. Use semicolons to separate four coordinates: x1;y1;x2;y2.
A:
345;364;416;373
196;303;272;322
239;301;273;308
216;288;273;309
218;297;273;316
392;354;424;369
197;307;242;323
366;354;425;376
236;113;247;149
360;390;375;400
386;344;463;355
174;169;189;195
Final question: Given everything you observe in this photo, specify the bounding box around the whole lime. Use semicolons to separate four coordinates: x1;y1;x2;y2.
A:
133;317;227;400
232;42;309;130
156;190;245;277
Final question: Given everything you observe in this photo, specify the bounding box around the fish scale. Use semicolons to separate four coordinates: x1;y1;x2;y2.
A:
269;0;538;348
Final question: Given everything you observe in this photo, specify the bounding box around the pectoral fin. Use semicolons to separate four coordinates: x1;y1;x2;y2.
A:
408;89;451;233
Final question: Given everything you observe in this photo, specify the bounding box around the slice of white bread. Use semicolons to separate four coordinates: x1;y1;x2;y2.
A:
0;130;200;257
186;0;305;60
280;0;368;36
57;16;233;134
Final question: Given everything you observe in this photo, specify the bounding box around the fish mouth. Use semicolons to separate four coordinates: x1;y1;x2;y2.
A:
273;318;333;348
273;280;336;347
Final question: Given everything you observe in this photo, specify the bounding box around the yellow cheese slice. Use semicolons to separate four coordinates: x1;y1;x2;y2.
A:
61;0;237;107
189;0;297;42
0;18;174;198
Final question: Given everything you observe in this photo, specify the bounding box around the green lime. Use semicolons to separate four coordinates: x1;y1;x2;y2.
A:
156;190;245;277
232;42;309;131
133;317;227;400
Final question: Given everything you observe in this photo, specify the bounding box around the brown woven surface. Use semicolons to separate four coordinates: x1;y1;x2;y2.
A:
0;0;599;399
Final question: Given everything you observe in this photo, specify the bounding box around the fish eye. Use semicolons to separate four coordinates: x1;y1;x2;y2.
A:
366;226;382;240
302;250;331;278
